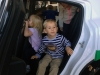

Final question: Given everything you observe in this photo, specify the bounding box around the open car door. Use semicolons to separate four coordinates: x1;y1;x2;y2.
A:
0;0;26;75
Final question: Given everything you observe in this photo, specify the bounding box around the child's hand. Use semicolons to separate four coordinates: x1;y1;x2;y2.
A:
24;20;28;26
66;47;73;56
31;55;38;59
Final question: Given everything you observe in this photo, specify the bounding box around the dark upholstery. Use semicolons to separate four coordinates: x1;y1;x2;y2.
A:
8;56;26;75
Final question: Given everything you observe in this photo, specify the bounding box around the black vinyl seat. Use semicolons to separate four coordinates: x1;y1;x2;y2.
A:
8;56;26;75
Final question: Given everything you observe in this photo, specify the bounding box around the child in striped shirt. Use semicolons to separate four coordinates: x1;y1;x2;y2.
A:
31;19;73;75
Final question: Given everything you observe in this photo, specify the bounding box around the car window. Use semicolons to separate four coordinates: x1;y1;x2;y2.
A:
35;1;58;11
35;1;46;10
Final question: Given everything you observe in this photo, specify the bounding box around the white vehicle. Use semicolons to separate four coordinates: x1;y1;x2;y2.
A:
0;0;100;75
59;0;100;75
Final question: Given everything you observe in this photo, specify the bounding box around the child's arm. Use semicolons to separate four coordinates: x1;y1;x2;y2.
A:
31;42;46;59
66;46;73;56
24;21;33;37
62;36;73;55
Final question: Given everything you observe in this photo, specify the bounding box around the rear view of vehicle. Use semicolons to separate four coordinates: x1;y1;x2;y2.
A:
0;0;100;75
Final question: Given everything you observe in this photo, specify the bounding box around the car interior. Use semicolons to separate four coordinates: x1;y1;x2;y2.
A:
13;1;84;75
0;0;84;75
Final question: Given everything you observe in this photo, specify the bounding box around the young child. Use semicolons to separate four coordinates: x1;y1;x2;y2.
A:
23;14;43;73
31;19;73;75
42;5;59;20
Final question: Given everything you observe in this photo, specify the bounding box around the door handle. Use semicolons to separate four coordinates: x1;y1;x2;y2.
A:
79;41;85;48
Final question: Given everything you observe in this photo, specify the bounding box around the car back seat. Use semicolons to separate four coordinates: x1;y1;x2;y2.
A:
14;10;83;75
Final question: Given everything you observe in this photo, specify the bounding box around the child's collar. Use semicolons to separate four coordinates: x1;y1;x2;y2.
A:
46;34;58;40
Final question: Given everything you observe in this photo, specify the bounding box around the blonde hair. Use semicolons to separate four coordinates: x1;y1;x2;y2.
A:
30;15;43;35
43;19;57;28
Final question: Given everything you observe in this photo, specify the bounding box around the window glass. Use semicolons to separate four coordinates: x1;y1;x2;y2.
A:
35;1;47;10
35;1;58;11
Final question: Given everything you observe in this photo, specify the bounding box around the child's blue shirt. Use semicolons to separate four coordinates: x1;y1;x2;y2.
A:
36;34;71;58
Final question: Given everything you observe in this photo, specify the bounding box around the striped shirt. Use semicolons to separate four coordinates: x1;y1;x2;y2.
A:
36;34;71;58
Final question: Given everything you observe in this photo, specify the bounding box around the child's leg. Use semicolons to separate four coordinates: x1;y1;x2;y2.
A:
36;54;52;75
49;58;62;75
